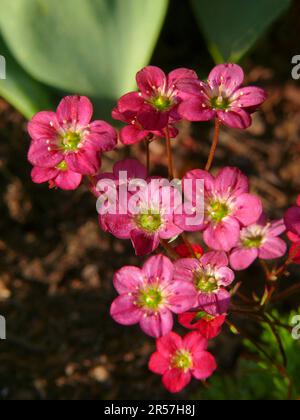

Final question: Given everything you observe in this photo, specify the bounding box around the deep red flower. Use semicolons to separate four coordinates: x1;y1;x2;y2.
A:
178;312;226;340
175;243;204;259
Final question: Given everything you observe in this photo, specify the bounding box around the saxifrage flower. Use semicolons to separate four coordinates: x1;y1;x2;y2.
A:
149;331;217;393
178;64;267;129
230;216;287;271
175;167;263;252
178;312;226;340
110;255;196;338
28;96;117;190
174;251;235;316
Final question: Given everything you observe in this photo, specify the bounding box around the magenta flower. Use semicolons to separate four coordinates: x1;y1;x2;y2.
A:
28;96;117;190
230;216;287;271
99;171;183;256
178;312;226;340
178;64;267;129
284;196;300;242
175;167;263;252
113;66;198;136
174;252;235;316
149;331;217;393
110;255;196;338
112;94;178;145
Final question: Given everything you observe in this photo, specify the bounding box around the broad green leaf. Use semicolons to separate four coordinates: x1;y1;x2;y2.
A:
0;38;53;119
0;0;168;102
191;0;292;63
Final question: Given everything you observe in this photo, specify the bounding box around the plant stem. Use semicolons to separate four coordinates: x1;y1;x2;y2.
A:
159;239;179;261
181;233;198;259
164;127;174;180
145;139;151;174
205;118;221;172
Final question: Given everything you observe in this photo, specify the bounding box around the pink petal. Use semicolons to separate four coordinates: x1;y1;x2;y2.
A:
65;149;100;175
54;170;82;190
198;288;231;316
31;166;58;183
88;121;117;152
183;331;208;353
233;193;263;226
174;258;200;283
110;295;142;326
119;125;150;145
287;231;300;243
136;66;167;98
167;68;198;86
28;111;59;141
116;92;145;115
105;214;133;239
231;86;267;109
139;310;173;338
148;352;169;375
285;206;300;236
28;140;63;168
157;332;182;357
137;105;169;131
218;108;252;129
162;369;191;394
130;230;160;257
114;158;147;180
203;217;240;252
113;266;144;295
230;247;258;271
216;267;235;287
56;96;93;128
178;98;215;121
159;218;183;240
268;219;286;237
142;254;174;283
259;237;287;260
193;352;217;380
200;251;229;268
167;281;198;314
184;169;215;202
214;167;249;197
208;64;244;95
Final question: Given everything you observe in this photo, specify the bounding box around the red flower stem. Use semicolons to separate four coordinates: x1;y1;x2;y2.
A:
205;118;221;172
164;127;174;180
159;239;179;261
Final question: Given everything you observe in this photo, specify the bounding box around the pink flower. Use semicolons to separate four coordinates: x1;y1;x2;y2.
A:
110;255;196;338
113;66;198;137
285;196;300;242
175;167;263;252
174;252;234;316
178;312;226;340
178;64;267;129
99;173;183;256
112;95;178;145
230;216;287;271
28;96;117;189
149;331;217;393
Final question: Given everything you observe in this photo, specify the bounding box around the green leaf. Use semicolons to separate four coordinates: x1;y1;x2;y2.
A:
0;38;53;119
0;0;168;102
191;0;292;63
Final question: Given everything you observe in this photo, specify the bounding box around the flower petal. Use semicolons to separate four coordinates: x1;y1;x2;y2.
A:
174;258;200;283
137;105;169;131
268;219;286;237
105;213;133;239
157;332;183;358
167;281;198;314
168;68;198;86
88;121;117;152
200;251;229;268
114;158;147;180
208;64;244;95
131;230;160;257
140;310;173;338
285;206;300;236
198;289;231;316
231;86;267;109
183;331;208;353
203;217;240;252
119;125;150;145
28;111;59;141
230;247;258;271
65;149;100;175
214;167;249;197
54;170;82;190
142;254;174;283
218;108;252;129
110;295;142;326
31;166;58;184
28;139;63;168
56;95;93;128
178;98;215;122
162;369;192;394
233;193;263;226
193;352;217;380
113;266;144;295
259;237;287;260
148;352;169;375
136;66;167;98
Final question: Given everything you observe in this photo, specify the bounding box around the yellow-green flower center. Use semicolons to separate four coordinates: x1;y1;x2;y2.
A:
61;131;82;151
209;201;230;223
211;95;230;110
135;211;162;233
56;160;68;171
138;286;163;310
151;95;173;112
194;271;218;293
243;235;264;249
171;350;193;371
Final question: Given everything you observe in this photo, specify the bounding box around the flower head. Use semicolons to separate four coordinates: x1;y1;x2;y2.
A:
110;255;196;338
230;216;287;271
28;96;117;190
178;64;267;129
112;66;198;142
178;312;226;340
285;196;300;265
175;167;263;252
175;243;204;259
149;331;217;393
174;252;234;316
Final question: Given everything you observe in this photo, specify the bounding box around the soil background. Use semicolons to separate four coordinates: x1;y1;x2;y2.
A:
0;0;300;400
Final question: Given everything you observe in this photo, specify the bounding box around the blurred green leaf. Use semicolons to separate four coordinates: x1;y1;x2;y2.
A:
0;38;53;119
0;0;168;104
191;0;292;63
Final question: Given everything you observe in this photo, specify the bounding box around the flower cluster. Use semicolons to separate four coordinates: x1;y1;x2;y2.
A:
27;63;296;395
